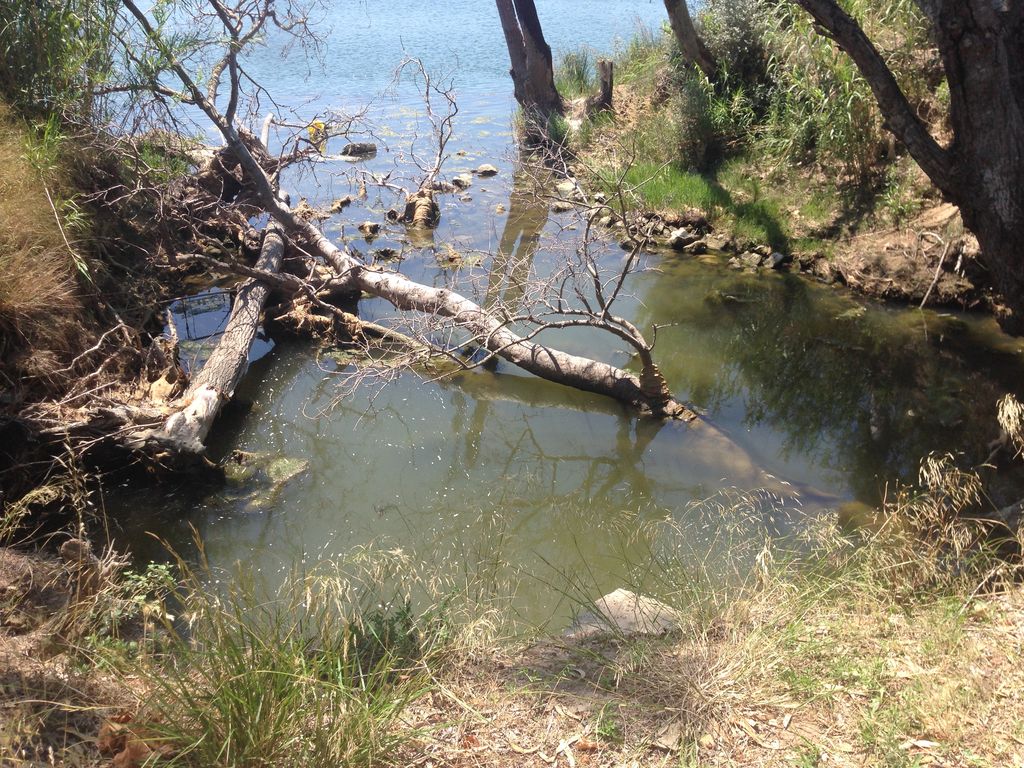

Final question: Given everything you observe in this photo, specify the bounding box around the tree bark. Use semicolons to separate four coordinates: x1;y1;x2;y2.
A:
495;0;563;122
662;0;717;79
132;223;285;455
793;0;1024;334
585;59;614;116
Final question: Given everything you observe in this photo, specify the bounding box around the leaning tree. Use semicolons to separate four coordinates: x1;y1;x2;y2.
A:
793;0;1024;333
662;0;717;78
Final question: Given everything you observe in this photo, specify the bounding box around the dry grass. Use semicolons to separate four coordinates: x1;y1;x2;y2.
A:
0;103;84;385
394;463;1024;768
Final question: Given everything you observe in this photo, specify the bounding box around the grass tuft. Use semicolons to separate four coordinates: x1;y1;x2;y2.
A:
0;105;84;378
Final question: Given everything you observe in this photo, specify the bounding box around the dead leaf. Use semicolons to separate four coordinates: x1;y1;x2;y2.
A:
900;738;940;750
112;739;152;768
653;719;685;752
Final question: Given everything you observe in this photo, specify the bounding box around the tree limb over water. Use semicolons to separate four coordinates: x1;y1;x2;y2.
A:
116;0;694;461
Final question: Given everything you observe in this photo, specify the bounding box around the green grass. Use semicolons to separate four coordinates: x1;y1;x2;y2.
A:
614;162;728;214
602;160;790;249
555;47;595;98
124;555;450;768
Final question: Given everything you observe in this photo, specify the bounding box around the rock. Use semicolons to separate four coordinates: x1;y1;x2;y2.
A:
373;247;400;262
768;251;792;270
740;251;764;269
494;204;506;214
592;191;608;204
705;234;733;252
554;179;585;201
551;200;574;213
683;238;708;255
430;180;458;194
598;216;613;228
567;588;680;638
555;179;578;197
340;142;376;157
753;244;772;257
452;173;473;190
357;221;380;237
459;195;472;203
60;538;104;596
474;164;499;177
668;228;700;250
266;456;309;484
728;257;743;270
811;256;838;283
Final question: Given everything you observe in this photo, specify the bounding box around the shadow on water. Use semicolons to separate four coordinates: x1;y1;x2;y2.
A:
637;257;1024;506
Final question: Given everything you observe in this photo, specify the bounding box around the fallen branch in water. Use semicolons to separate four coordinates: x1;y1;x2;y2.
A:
129;222;286;458
122;0;694;418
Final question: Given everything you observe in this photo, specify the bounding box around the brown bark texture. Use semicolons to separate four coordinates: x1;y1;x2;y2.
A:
662;0;717;78
494;0;563;119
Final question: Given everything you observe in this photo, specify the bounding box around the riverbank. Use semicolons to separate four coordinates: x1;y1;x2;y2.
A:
555;0;994;318
3;461;1023;766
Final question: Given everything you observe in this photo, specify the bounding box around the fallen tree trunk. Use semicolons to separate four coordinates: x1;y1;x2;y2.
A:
348;265;692;417
122;0;695;421
131;223;285;455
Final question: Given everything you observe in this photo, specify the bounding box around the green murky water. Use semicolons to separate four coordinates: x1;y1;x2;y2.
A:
107;2;1024;625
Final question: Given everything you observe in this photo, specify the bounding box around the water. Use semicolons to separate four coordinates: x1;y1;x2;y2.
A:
107;1;1024;625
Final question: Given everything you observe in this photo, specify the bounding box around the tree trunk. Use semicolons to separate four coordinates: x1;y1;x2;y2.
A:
585;59;614;116
662;0;717;79
934;4;1024;334
495;0;563;122
132;223;285;455
793;0;1024;334
495;0;529;107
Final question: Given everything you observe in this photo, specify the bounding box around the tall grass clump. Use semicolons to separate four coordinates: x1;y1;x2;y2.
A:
613;21;666;86
555;46;595;98
757;0;936;178
125;547;486;768
0;106;85;380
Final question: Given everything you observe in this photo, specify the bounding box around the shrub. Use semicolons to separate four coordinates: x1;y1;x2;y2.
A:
697;0;772;91
0;0;119;120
